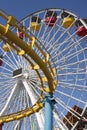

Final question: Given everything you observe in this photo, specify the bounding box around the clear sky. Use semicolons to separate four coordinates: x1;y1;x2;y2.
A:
0;0;87;21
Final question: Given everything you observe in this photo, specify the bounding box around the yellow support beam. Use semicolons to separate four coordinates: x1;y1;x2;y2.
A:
16;50;25;55
7;16;16;26
28;36;36;49
0;11;8;20
0;102;44;123
44;80;57;92
33;64;40;70
45;53;49;63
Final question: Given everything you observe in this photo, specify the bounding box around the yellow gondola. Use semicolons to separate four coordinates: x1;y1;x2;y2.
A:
30;16;41;31
62;17;75;28
3;43;12;52
61;11;75;28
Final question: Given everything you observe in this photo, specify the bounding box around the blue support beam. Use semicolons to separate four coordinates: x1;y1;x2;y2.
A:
44;93;54;130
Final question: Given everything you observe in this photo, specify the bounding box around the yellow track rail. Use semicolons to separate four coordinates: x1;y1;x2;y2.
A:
0;102;44;123
0;11;57;123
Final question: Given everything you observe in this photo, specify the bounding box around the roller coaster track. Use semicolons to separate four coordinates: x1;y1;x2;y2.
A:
0;10;57;123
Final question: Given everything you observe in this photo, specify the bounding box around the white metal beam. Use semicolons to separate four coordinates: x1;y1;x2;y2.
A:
53;110;68;130
0;83;18;115
22;80;44;130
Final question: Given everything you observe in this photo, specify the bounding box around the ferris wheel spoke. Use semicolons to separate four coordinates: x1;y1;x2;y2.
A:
48;31;73;52
53;109;68;130
52;46;80;65
44;22;62;46
71;104;87;130
58;71;87;76
22;80;44;130
41;23;57;46
55;47;87;65
0;43;19;69
0;65;13;73
0;83;18;115
0;88;14;102
50;32;86;56
51;40;86;62
30;84;40;96
17;56;25;68
55;90;86;104
0;75;14;82
0;73;12;79
17;55;26;69
10;91;24;113
9;49;22;68
0;79;15;87
13;120;23;130
57;23;77;42
39;12;51;39
60;110;73;128
0;88;16;104
57;30;76;45
0;75;10;81
4;53;18;69
59;66;87;73
55;97;81;120
0;79;15;86
59;82;87;91
22;80;39;105
29;81;41;96
59;84;87;92
25;90;30;107
57;58;87;69
4;93;18;114
12;46;22;63
0;84;16;94
2;56;17;70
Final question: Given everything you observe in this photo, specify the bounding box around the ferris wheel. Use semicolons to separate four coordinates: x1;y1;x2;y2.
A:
0;8;87;130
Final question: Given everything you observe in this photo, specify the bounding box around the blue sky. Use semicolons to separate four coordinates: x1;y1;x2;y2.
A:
0;0;87;21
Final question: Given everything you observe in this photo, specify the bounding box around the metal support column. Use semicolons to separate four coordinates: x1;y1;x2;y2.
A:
44;93;55;130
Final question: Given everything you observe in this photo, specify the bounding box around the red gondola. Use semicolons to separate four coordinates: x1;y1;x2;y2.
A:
0;123;3;130
0;55;3;66
16;26;25;40
16;31;24;40
76;26;87;37
45;10;57;27
76;19;87;37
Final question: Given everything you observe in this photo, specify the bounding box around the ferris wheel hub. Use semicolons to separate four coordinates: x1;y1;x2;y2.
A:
12;67;38;82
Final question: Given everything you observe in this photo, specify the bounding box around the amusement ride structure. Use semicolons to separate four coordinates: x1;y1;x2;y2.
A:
0;8;87;130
